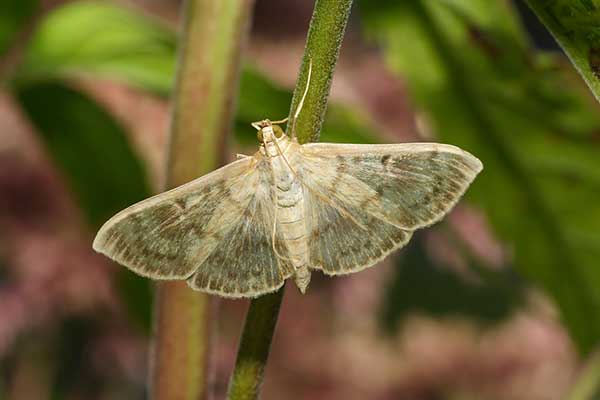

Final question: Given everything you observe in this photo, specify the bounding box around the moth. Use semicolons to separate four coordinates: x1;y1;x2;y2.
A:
93;66;482;298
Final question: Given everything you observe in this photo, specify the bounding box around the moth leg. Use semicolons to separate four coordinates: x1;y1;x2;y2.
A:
236;153;250;159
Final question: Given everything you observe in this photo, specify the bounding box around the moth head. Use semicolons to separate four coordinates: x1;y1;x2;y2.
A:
252;119;286;144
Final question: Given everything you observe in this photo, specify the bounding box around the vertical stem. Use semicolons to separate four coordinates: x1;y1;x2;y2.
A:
567;351;600;400
226;1;353;399
150;0;254;399
225;291;285;400
288;0;354;144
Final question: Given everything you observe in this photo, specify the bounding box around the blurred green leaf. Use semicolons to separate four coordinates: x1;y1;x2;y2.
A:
16;1;176;93
17;1;378;146
115;270;153;332
234;66;292;146
237;67;292;123
320;106;379;144
381;235;524;331
0;0;38;57
15;82;153;331
362;0;600;353
15;81;150;226
524;0;600;103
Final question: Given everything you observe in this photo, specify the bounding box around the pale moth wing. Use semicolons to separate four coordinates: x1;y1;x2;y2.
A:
93;135;482;298
93;156;294;298
292;142;483;275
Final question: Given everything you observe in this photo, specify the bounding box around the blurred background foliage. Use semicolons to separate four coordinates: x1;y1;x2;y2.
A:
362;0;600;354
1;0;600;399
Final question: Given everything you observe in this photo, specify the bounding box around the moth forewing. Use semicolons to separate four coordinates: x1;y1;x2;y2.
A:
291;142;481;276
299;142;483;230
92;156;261;281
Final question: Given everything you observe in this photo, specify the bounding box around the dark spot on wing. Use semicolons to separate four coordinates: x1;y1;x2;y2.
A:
381;154;392;166
432;180;442;196
443;192;455;203
311;228;320;240
336;155;348;174
329;156;349;194
212;230;224;241
190;224;204;239
359;194;378;210
428;150;440;161
174;198;186;211
243;207;254;219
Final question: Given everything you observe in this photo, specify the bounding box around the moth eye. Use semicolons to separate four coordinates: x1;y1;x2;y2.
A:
273;125;284;138
257;129;264;142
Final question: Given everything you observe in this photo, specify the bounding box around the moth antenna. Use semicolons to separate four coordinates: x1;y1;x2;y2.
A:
290;58;313;140
270;117;289;125
295;59;312;122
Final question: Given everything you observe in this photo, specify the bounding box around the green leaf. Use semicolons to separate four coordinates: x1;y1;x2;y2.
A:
362;0;600;353
523;0;600;103
15;81;150;226
0;0;38;57
381;236;524;330
115;270;153;332
16;1;176;93
17;1;378;146
234;66;292;146
15;82;153;331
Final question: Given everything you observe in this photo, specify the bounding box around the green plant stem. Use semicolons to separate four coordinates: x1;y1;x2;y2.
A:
226;1;353;399
151;0;254;399
567;351;600;400
287;0;354;144
225;290;285;400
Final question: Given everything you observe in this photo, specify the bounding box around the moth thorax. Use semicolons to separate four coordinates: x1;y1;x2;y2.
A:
262;125;274;140
262;129;289;158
